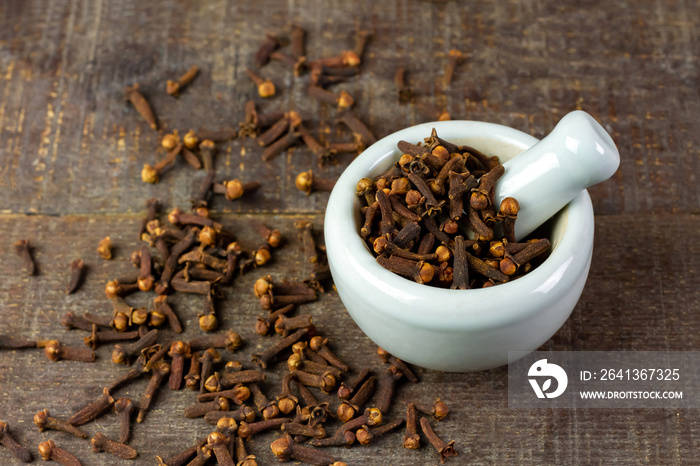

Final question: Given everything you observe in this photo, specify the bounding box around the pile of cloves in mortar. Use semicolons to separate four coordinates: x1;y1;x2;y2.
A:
356;129;551;288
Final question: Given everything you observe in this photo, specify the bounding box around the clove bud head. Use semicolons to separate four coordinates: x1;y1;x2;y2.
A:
141;164;159;184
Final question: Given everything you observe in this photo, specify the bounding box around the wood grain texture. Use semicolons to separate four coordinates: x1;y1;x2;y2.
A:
1;0;699;464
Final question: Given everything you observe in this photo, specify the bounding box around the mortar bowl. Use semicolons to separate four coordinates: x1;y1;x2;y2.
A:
324;120;594;372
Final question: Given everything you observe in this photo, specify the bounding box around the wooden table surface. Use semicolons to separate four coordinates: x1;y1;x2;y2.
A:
1;0;699;464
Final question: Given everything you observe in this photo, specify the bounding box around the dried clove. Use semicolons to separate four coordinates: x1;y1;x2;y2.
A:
206;370;266;393
185;351;202;390
291;369;336;394
137;360;170;423
443;49;463;88
254;33;281;67
246;67;275;98
420;417;457;463
395;67;414;103
252;328;309;369
114;398;135;444
415;399;450;421
184;397;230;419
295;170;336;195
356;418;405;446
65;259;85;294
207;431;235;466
167;65;199;96
68;387;114;426
290;25;306;58
112;329;158;365
0;335;40;349
375;366;403;414
309;336;350;372
255;305;294;336
168;341;192;390
270;433;336;465
213;179;261;201
275;314;313;337
377;347;419;383
0;421;31;463
14;239;36;275
189;330;242;353
204;406;256;425
281;422;326;439
261;128;300;161
237;418;291;439
44;340;95;363
250;383;280;420
38;440;78;465
125;83;157;130
156;437;207;466
153;295;183;334
403;402;421;449
34;409;85;440
234;436;257;466
337;375;376;422
91;432;138;459
337;366;371;399
338;111;377;145
308;85;354;109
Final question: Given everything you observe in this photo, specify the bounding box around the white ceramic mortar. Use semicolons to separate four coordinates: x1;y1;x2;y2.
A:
324;111;618;371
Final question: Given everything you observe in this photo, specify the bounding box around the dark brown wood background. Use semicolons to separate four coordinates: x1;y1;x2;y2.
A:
1;0;699;464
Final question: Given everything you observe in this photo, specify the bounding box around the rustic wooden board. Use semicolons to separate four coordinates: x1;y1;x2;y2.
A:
1;0;700;464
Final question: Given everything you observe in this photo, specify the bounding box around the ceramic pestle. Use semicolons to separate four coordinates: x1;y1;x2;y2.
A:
493;110;619;241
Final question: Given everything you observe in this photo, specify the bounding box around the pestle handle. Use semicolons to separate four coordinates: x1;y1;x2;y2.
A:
494;111;619;241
